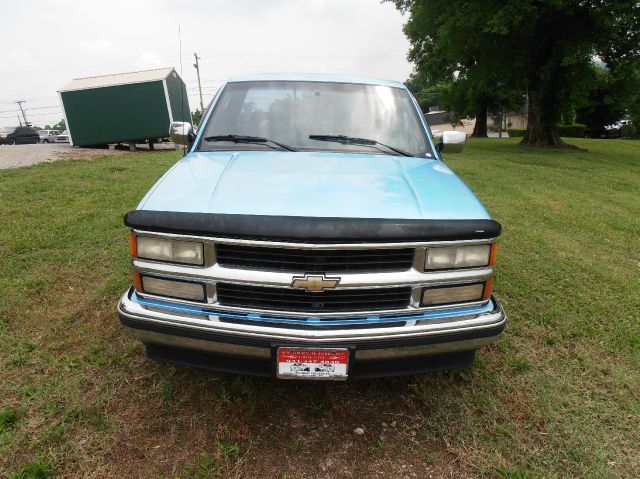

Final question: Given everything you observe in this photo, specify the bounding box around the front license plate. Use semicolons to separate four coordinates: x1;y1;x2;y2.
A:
277;347;349;380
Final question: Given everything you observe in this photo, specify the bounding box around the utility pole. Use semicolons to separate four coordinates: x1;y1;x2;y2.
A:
498;106;505;139
193;53;204;115
15;101;29;126
503;108;508;137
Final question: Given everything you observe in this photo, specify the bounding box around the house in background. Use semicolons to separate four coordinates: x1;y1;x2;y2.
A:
421;102;529;136
491;102;529;130
425;109;475;135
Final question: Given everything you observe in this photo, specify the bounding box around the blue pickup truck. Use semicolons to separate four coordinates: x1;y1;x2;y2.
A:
117;74;505;380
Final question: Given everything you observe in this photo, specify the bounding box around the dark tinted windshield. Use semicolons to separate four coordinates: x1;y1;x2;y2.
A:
198;81;431;157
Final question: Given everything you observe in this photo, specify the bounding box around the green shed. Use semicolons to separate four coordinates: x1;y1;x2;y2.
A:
58;67;190;147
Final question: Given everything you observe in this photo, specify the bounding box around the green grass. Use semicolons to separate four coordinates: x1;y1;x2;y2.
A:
0;139;638;478
0;407;21;430
7;459;57;479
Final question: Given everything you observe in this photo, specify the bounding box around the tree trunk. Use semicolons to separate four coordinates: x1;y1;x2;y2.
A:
471;101;488;137
521;82;565;147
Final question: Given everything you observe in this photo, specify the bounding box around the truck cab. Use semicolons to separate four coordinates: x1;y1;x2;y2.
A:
117;74;505;380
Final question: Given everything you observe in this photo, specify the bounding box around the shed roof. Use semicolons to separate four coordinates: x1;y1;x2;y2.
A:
59;67;176;92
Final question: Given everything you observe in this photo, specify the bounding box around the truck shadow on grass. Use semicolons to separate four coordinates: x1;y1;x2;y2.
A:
124;352;505;477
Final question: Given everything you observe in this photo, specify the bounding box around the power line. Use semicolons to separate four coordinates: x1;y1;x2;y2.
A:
185;79;226;84
26;105;61;111
0;95;57;105
195;51;402;59
0;111;62;119
0;103;61;115
187;87;218;92
0;55;179;78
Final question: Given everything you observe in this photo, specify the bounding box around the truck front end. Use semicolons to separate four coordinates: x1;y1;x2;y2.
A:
117;75;505;380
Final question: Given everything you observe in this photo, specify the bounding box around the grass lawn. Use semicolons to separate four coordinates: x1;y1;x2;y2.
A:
0;138;638;478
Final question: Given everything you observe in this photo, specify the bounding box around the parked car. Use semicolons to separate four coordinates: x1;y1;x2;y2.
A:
38;130;60;143
52;130;70;143
118;74;505;380
0;126;40;145
603;119;632;139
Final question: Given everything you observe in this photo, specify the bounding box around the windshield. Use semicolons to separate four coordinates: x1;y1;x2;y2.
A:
198;81;431;157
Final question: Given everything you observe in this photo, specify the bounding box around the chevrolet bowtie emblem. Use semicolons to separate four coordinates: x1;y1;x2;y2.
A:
291;274;341;292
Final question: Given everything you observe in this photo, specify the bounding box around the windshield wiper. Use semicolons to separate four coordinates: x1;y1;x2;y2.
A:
308;134;413;157
204;135;297;152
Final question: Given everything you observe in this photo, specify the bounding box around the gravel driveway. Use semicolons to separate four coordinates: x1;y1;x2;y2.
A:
0;142;177;170
0;144;127;169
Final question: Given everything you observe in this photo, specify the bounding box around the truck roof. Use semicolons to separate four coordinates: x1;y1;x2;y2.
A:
226;73;406;89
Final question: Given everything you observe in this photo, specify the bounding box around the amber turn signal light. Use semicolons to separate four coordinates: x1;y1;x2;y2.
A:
132;270;142;292
489;242;498;266
128;232;137;257
482;277;494;301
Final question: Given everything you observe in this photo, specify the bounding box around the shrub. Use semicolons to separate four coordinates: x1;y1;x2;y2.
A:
556;123;587;138
620;123;639;138
507;124;587;138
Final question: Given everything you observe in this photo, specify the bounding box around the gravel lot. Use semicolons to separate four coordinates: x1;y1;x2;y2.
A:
0;142;178;169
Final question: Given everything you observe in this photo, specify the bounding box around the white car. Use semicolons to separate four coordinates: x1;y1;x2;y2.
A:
53;130;70;143
38;130;60;143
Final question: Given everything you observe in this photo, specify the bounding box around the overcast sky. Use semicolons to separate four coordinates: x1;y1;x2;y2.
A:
0;0;413;128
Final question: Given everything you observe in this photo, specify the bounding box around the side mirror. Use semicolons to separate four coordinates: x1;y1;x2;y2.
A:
438;130;466;153
170;121;195;146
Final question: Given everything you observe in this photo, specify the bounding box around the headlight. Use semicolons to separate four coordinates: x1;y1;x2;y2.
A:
134;235;204;265
140;275;206;301
425;244;495;270
421;281;490;306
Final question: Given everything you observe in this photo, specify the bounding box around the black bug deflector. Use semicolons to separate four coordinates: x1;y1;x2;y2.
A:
124;210;501;243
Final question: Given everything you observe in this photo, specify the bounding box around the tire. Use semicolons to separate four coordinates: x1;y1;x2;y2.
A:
6;138;15;145
43;139;49;143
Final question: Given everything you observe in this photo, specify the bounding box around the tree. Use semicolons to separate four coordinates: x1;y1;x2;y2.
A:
391;0;640;147
52;119;66;131
575;64;639;137
393;1;525;138
441;78;525;137
515;2;639;146
191;109;203;126
405;70;444;112
629;88;640;138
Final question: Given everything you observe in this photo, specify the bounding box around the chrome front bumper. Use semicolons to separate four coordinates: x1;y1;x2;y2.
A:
118;288;505;373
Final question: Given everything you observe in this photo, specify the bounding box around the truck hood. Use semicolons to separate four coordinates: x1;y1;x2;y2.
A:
138;150;491;220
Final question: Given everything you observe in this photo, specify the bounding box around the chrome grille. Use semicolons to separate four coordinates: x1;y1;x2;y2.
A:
215;244;415;273
218;317;407;329
216;283;411;313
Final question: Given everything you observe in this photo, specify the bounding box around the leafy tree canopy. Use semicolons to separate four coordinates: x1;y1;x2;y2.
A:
191;108;203;126
575;64;640;137
51;119;66;131
391;0;640;146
